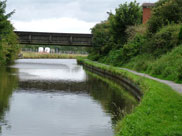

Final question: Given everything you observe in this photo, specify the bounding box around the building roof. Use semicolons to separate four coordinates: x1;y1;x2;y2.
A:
142;3;155;8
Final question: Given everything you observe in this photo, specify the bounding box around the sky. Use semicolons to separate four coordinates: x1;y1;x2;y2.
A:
6;0;158;33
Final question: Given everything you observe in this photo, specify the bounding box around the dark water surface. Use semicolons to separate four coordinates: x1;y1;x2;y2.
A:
0;59;137;136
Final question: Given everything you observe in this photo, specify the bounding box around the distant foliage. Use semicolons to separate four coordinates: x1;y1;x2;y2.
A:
0;0;19;65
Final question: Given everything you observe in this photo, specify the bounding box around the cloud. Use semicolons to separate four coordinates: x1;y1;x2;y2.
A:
6;0;119;22
7;0;158;22
12;18;96;33
6;0;158;32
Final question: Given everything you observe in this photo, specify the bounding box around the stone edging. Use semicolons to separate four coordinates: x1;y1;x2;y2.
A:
78;60;142;101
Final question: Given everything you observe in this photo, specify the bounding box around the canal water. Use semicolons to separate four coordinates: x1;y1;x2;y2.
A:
0;59;137;136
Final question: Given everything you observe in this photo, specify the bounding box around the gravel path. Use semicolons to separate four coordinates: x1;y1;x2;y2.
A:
121;68;182;93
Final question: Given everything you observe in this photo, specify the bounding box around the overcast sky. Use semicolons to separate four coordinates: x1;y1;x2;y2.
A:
6;0;158;33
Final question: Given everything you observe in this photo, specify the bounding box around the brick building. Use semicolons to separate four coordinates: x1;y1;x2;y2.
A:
142;3;155;24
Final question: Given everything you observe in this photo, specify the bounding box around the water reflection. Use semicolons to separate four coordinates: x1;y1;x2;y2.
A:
85;71;137;125
0;67;18;133
16;63;137;125
12;59;86;82
0;59;137;136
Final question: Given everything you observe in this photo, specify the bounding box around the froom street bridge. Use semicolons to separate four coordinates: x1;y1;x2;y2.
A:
15;31;93;47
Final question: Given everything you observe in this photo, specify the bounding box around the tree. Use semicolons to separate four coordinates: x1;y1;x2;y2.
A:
89;18;116;60
89;1;142;60
0;0;19;65
109;1;142;47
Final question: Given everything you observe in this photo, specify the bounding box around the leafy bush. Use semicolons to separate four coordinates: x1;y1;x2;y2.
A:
101;49;123;66
147;45;182;83
148;0;182;33
124;43;182;83
88;20;115;61
121;34;146;62
88;50;101;61
125;25;147;41
99;34;147;66
144;24;181;57
124;54;155;72
91;21;111;49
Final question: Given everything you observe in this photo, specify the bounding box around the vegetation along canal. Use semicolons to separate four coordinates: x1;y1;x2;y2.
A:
0;59;138;136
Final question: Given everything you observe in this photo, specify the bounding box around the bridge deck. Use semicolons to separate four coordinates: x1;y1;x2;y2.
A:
15;31;93;47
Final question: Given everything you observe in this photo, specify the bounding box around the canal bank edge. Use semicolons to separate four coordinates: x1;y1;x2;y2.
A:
77;58;182;136
78;59;142;101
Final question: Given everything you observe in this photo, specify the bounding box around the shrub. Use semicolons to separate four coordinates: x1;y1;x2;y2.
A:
91;21;111;49
121;34;147;63
89;20;116;60
99;33;147;66
126;25;147;41
148;45;182;83
144;24;181;57
101;49;123;66
88;50;100;61
124;54;155;72
148;0;182;34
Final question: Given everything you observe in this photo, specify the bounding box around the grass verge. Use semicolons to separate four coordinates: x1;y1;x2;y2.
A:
21;52;88;59
77;58;182;136
124;45;182;83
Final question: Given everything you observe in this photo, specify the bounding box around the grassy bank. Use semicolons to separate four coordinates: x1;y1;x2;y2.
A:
21;52;88;59
78;58;182;136
124;45;182;83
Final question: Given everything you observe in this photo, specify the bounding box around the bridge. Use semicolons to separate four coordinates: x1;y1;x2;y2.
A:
15;31;93;47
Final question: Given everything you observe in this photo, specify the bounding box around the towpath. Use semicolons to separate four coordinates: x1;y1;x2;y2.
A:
121;68;182;93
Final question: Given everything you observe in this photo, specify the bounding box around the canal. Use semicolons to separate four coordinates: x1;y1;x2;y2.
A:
0;59;138;136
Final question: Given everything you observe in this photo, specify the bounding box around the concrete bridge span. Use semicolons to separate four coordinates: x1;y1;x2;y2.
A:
15;31;93;47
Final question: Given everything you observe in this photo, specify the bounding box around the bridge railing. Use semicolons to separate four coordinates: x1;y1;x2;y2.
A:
15;31;93;47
